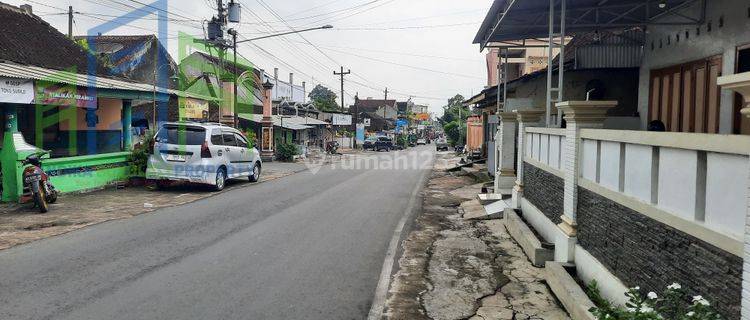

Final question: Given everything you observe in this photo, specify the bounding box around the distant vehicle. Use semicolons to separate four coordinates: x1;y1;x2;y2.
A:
416;138;427;145
374;137;394;152
146;122;262;191
363;137;377;150
435;138;449;151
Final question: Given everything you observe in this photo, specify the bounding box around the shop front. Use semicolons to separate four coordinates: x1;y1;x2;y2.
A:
0;63;168;202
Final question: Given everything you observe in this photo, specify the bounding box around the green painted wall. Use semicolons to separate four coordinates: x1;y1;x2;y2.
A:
43;152;131;194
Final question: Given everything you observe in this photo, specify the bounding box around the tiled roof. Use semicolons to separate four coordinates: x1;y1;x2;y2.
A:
0;3;109;76
73;34;179;87
354;98;397;112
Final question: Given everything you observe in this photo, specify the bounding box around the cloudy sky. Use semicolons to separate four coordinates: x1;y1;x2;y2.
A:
7;0;492;115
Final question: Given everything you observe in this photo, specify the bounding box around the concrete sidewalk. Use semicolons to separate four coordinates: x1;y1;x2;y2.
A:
0;160;314;251
383;153;569;320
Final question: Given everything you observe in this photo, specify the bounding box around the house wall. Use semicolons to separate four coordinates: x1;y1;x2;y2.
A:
577;186;742;319
509;68;640;128
637;0;750;133
514;121;748;319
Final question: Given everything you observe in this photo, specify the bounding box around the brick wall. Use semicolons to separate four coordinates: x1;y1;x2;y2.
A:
577;187;742;319
523;162;564;224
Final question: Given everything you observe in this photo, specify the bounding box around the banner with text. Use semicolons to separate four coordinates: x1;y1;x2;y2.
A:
0;77;34;104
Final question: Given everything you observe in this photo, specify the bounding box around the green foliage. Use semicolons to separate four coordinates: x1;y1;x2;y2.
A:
338;129;353;138
276;143;299;162
442;121;464;146
439;94;469;125
587;281;723;320
396;135;408;148
244;130;257;148
309;84;340;112
127;131;155;177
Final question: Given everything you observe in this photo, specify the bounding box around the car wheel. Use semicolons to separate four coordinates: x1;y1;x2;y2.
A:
214;167;227;191
249;163;261;182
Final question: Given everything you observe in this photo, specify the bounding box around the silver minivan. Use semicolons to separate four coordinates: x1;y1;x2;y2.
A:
146;122;262;191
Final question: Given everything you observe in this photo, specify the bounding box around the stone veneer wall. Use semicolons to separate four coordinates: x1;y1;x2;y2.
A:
577;187;742;319
522;162;564;224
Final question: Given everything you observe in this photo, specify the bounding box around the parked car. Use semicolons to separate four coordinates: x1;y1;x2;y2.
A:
146;122;262;191
416;138;427;145
374;137;394;152
363;137;377;150
435;138;450;151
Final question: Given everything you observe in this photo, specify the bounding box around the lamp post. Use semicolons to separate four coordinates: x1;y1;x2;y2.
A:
228;25;332;128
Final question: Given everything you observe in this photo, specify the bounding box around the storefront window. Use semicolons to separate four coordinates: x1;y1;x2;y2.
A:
17;98;124;158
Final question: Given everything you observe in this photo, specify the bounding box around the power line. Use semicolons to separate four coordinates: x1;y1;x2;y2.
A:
311;45;484;80
288;41;481;62
334;22;478;31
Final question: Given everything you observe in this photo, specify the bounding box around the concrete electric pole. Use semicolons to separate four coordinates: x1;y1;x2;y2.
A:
68;6;73;39
334;67;350;110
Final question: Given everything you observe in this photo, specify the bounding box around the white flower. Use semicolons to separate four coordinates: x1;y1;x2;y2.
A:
667;283;682;290
686;311;695;317
640;306;654;313
632;286;640;290
647;291;658;299
692;296;710;306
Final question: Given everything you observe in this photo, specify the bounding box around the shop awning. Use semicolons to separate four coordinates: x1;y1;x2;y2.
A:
238;113;325;131
0;61;212;101
474;0;705;50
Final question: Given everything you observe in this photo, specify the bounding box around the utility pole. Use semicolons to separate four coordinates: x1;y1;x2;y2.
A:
68;6;73;39
333;66;350;110
384;87;388;100
334;67;351;147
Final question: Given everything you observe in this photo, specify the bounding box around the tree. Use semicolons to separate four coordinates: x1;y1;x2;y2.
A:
438;94;469;146
308;84;339;112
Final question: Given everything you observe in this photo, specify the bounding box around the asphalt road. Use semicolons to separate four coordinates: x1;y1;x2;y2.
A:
0;146;435;320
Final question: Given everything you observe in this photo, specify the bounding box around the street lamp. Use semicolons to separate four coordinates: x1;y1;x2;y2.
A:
228;25;332;128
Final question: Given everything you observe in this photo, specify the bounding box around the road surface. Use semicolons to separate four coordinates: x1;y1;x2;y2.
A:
0;147;434;320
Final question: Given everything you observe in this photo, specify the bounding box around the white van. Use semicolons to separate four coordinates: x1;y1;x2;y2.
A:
146;122;262;191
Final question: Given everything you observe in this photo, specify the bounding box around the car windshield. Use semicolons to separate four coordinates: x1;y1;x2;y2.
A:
156;125;206;145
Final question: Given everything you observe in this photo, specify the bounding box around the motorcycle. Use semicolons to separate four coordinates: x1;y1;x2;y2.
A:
325;141;340;155
21;150;58;213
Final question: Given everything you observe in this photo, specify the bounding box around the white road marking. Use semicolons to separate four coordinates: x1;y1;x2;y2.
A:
367;152;433;320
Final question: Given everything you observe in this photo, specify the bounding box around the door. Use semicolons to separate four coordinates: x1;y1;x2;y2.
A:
648;55;722;133
234;132;253;174
735;44;750;134
221;130;242;178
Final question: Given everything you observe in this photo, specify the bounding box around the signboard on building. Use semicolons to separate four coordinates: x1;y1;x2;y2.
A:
332;113;352;126
395;119;408;128
356;123;365;143
180;97;209;120
415;113;430;121
363;118;371;127
35;82;96;108
0;77;34;104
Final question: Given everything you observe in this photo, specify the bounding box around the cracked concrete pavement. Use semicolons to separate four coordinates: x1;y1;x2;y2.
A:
383;153;570;320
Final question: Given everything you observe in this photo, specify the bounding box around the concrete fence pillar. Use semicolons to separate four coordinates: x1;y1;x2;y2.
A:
494;112;518;194
718;72;750;320
511;109;545;208
556;101;616;262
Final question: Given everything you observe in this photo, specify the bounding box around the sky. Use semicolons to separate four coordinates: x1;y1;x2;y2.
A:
7;0;492;116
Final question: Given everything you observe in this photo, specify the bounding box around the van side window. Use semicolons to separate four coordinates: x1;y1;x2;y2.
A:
222;132;238;146
211;133;223;145
234;133;249;148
